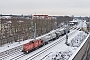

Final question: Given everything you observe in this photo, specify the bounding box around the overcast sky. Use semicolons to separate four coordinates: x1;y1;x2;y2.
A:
0;0;90;16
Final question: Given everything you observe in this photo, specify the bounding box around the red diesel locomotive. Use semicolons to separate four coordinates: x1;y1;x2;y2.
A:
22;39;44;53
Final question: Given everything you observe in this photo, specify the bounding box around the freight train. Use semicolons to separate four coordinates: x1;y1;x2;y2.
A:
22;28;70;54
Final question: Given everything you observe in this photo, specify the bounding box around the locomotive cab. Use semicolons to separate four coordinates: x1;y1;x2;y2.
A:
22;41;34;54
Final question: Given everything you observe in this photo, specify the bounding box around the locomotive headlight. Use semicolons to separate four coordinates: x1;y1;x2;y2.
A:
27;51;28;53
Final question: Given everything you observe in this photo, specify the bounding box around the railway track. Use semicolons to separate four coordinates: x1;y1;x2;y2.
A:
10;36;64;60
10;53;26;60
0;45;22;60
10;37;65;60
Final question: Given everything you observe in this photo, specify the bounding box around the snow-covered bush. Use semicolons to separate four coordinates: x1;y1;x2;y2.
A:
45;51;72;60
70;31;87;47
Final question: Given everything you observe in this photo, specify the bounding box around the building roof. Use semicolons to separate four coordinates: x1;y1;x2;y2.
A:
34;15;48;16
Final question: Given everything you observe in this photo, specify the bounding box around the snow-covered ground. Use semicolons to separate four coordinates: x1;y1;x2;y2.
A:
0;39;33;53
